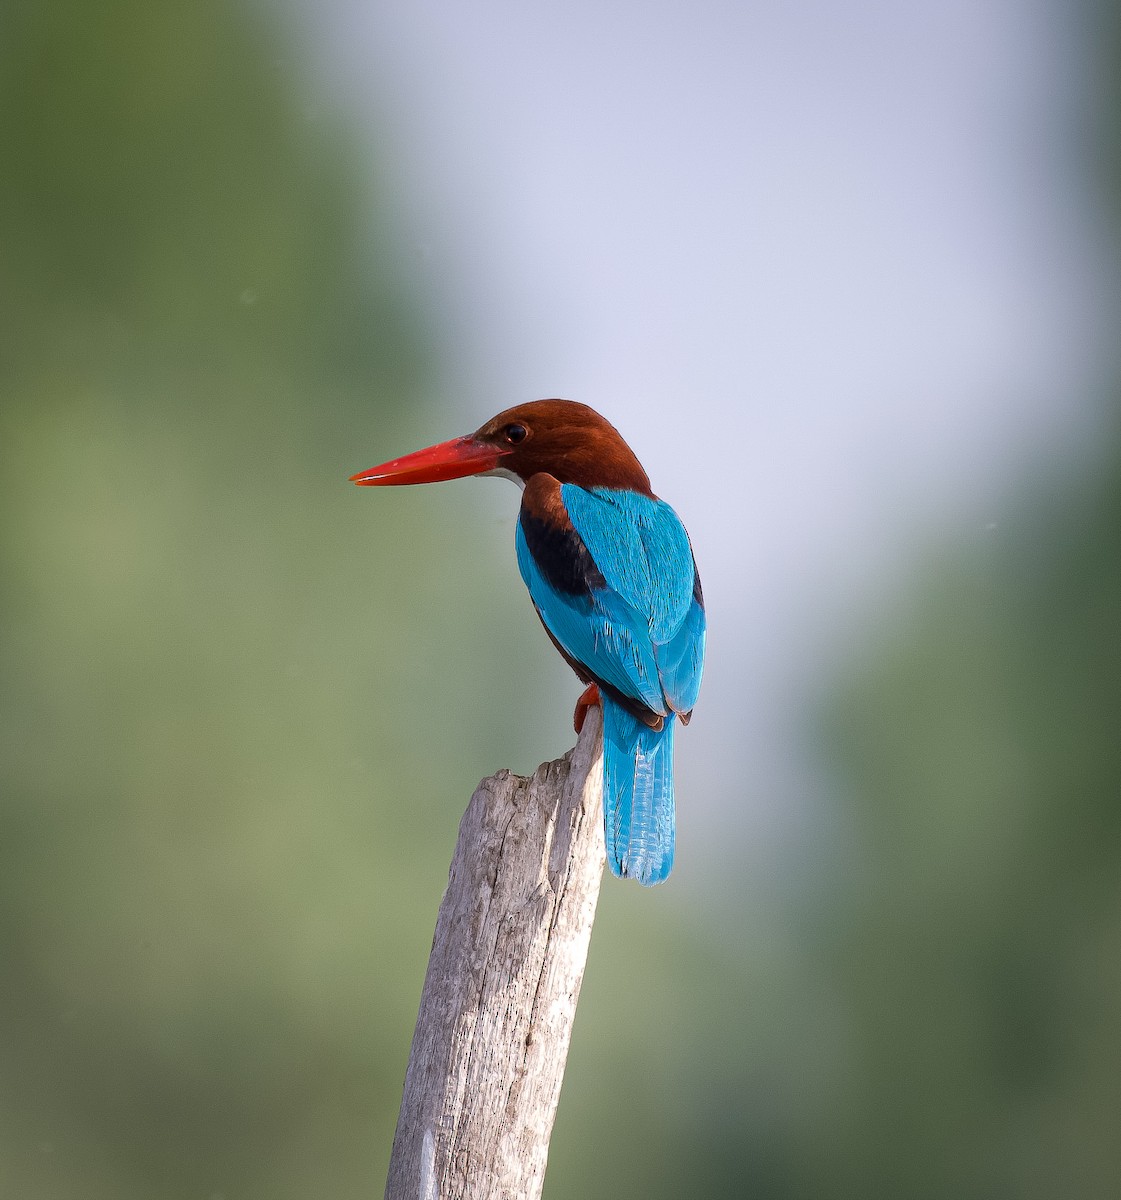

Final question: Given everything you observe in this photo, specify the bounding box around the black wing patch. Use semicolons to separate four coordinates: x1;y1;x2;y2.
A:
518;508;606;597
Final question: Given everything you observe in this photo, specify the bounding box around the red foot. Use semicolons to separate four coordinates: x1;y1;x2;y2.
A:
573;684;601;734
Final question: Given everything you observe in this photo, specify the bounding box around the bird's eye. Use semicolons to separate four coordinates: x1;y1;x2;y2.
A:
504;423;528;444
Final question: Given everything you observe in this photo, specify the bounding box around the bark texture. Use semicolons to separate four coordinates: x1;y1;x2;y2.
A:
384;708;606;1200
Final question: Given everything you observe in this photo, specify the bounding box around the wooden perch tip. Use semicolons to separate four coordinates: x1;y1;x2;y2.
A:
384;708;606;1200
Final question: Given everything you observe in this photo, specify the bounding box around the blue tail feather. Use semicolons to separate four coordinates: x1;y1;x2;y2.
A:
601;701;676;886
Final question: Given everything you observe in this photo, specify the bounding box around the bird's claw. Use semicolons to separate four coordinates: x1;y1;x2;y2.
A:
573;683;601;734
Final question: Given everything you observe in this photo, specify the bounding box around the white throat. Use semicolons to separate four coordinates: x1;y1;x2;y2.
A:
480;466;525;490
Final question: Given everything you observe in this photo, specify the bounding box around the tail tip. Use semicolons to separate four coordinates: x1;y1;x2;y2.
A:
609;848;674;887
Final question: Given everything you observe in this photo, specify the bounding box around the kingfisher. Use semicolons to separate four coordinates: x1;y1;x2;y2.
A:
350;399;705;885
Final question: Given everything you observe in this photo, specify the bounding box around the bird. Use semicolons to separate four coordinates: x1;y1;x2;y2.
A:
349;399;705;885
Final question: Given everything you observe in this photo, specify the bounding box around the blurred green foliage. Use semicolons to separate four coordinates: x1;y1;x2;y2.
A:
0;3;551;1196
4;2;1121;1198
799;452;1121;1198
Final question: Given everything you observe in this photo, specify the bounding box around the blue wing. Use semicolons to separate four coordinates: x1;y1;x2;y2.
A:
513;538;667;713
514;481;705;886
557;485;705;715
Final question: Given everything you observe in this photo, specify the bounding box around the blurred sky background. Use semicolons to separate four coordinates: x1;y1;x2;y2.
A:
299;0;1119;862
4;1;1121;1197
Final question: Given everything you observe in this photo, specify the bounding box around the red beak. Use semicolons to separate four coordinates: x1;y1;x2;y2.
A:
349;436;508;486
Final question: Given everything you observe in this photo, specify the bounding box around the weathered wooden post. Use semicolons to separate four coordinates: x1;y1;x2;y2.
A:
384;707;606;1200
